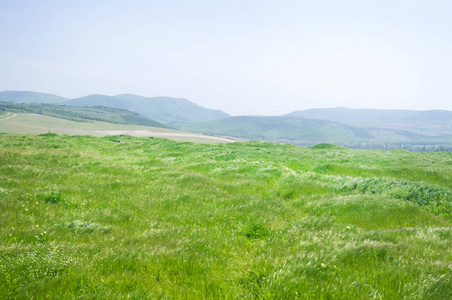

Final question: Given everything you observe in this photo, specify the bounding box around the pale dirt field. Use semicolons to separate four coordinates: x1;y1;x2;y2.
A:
0;113;235;144
0;112;18;120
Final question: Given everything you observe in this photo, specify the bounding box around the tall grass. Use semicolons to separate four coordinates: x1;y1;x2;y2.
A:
0;134;451;299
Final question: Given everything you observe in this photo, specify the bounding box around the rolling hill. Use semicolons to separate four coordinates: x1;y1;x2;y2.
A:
173;115;452;150
173;116;369;142
0;112;233;144
287;108;452;131
2;91;451;151
0;91;67;104
0;102;167;128
0;91;230;124
64;94;129;110
65;94;230;124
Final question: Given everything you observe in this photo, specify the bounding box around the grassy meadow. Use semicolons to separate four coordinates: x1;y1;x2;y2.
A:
0;133;451;299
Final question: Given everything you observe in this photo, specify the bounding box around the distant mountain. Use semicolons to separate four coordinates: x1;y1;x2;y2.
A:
174;116;372;143
115;94;230;124
65;94;129;110
173;115;452;149
286;108;452;130
2;91;451;150
65;94;230;124
0;91;230;124
0;102;167;128
0;91;67;104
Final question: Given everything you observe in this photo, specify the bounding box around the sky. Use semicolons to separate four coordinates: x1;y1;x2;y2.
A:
1;0;452;116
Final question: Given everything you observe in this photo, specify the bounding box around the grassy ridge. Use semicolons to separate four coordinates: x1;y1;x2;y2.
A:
0;91;230;124
0;102;167;128
66;94;230;124
287;107;452;127
173;116;452;151
173;116;368;143
0;134;451;299
0;91;67;104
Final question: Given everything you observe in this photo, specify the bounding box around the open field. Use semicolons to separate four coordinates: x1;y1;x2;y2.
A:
0;133;451;299
0;113;233;144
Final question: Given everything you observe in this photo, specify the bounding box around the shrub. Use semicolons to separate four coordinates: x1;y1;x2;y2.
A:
63;220;109;233
44;192;66;204
339;177;452;222
244;223;271;239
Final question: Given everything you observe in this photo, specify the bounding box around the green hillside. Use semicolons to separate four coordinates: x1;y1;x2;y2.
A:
115;94;230;124
65;93;230;124
287;107;452;129
0;102;167;128
0;112;232;144
0;133;451;298
173;116;452;150
173;116;365;141
0;91;67;104
0;91;230;124
2;91;450;151
64;94;129;110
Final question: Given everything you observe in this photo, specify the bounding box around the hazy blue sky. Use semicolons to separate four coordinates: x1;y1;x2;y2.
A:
1;0;451;115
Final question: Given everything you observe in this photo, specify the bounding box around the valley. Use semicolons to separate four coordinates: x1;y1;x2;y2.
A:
1;91;450;151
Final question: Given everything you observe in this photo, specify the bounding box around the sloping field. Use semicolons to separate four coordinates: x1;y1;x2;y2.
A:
0;101;168;128
0;133;451;299
0;113;233;144
172;115;452;149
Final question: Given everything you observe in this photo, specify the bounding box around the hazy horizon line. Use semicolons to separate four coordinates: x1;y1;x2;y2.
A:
1;89;451;116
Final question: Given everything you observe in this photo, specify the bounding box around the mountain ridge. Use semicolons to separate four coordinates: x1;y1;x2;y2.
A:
286;107;452;128
112;94;229;124
0;91;230;124
0;91;67;104
0;101;167;128
1;91;451;151
173;115;452;150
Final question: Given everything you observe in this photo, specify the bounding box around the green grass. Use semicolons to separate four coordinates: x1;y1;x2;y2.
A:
0;134;451;299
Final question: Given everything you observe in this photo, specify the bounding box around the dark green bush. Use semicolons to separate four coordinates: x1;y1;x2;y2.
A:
38;133;59;137
244;223;271;239
44;192;66;204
